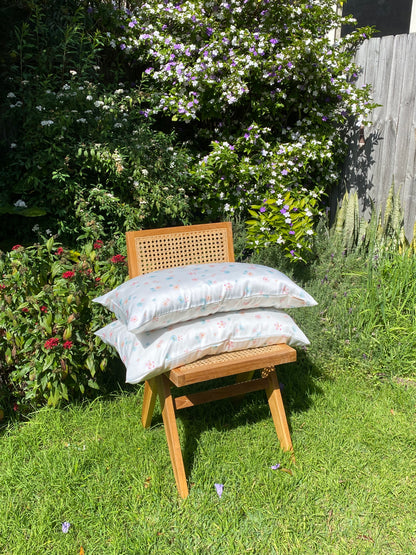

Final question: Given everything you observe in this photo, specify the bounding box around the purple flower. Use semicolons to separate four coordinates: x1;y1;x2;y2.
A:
281;169;288;175
61;522;71;533
287;62;293;69
128;20;137;28
289;230;295;235
120;43;126;50
290;250;295;256
271;463;281;470
215;483;224;498
260;206;266;213
280;208;287;215
270;38;278;44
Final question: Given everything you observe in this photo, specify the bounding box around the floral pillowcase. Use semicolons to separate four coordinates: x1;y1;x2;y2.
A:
93;262;317;334
95;308;310;384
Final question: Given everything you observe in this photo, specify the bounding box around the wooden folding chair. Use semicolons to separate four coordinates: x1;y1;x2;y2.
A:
125;222;296;498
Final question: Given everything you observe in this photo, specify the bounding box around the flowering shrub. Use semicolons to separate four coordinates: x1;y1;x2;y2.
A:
0;0;195;245
107;0;375;260
0;237;128;416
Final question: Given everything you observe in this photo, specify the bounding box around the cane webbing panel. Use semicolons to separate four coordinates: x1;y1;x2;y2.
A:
168;344;297;387
126;222;234;278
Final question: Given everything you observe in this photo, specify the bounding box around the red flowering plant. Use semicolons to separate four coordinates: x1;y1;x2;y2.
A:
0;236;128;417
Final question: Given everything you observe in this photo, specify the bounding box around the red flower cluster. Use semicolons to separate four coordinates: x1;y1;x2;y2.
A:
63;340;73;349
21;307;29;313
62;270;75;279
40;305;48;313
93;240;103;250
44;337;59;349
55;247;64;255
12;245;23;250
111;254;126;264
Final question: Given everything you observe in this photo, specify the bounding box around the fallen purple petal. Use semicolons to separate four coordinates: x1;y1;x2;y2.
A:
61;521;71;533
271;463;281;470
214;483;224;498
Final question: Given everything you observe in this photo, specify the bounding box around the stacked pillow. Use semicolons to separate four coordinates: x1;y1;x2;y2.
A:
94;262;317;384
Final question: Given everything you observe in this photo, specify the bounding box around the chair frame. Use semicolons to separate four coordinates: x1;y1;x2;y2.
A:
126;222;295;498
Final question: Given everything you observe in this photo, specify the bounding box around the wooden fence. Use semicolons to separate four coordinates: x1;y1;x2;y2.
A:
332;33;416;241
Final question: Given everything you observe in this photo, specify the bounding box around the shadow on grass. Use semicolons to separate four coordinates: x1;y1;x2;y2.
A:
147;349;324;478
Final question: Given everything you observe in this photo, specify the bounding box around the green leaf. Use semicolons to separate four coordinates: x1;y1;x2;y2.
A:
88;379;100;390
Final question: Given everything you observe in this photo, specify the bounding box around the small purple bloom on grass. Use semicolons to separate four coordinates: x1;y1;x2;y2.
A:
260;206;266;213
215;483;224;498
62;522;71;533
271;463;281;470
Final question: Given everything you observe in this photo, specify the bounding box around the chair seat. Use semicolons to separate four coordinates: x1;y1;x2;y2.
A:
168;343;296;387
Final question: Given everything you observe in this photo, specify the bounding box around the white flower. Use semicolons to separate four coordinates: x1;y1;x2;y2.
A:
306;229;313;236
40;120;54;126
69;70;77;76
7;92;16;98
10;143;17;149
94;100;104;107
32;224;40;232
46;229;52;236
86;95;93;101
14;199;27;208
36;105;44;111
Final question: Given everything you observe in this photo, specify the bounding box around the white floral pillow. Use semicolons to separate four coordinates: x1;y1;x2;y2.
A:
95;309;310;384
93;262;317;333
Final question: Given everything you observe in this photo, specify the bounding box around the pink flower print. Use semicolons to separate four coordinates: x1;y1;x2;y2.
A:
146;361;156;369
274;323;282;331
223;282;233;290
217;321;226;328
162;298;170;306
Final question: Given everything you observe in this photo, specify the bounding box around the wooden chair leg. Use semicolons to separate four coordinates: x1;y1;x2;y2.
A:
141;379;158;429
262;367;293;453
154;374;189;499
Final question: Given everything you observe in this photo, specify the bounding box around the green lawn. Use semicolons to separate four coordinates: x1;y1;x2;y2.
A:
1;358;415;554
2;240;416;554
